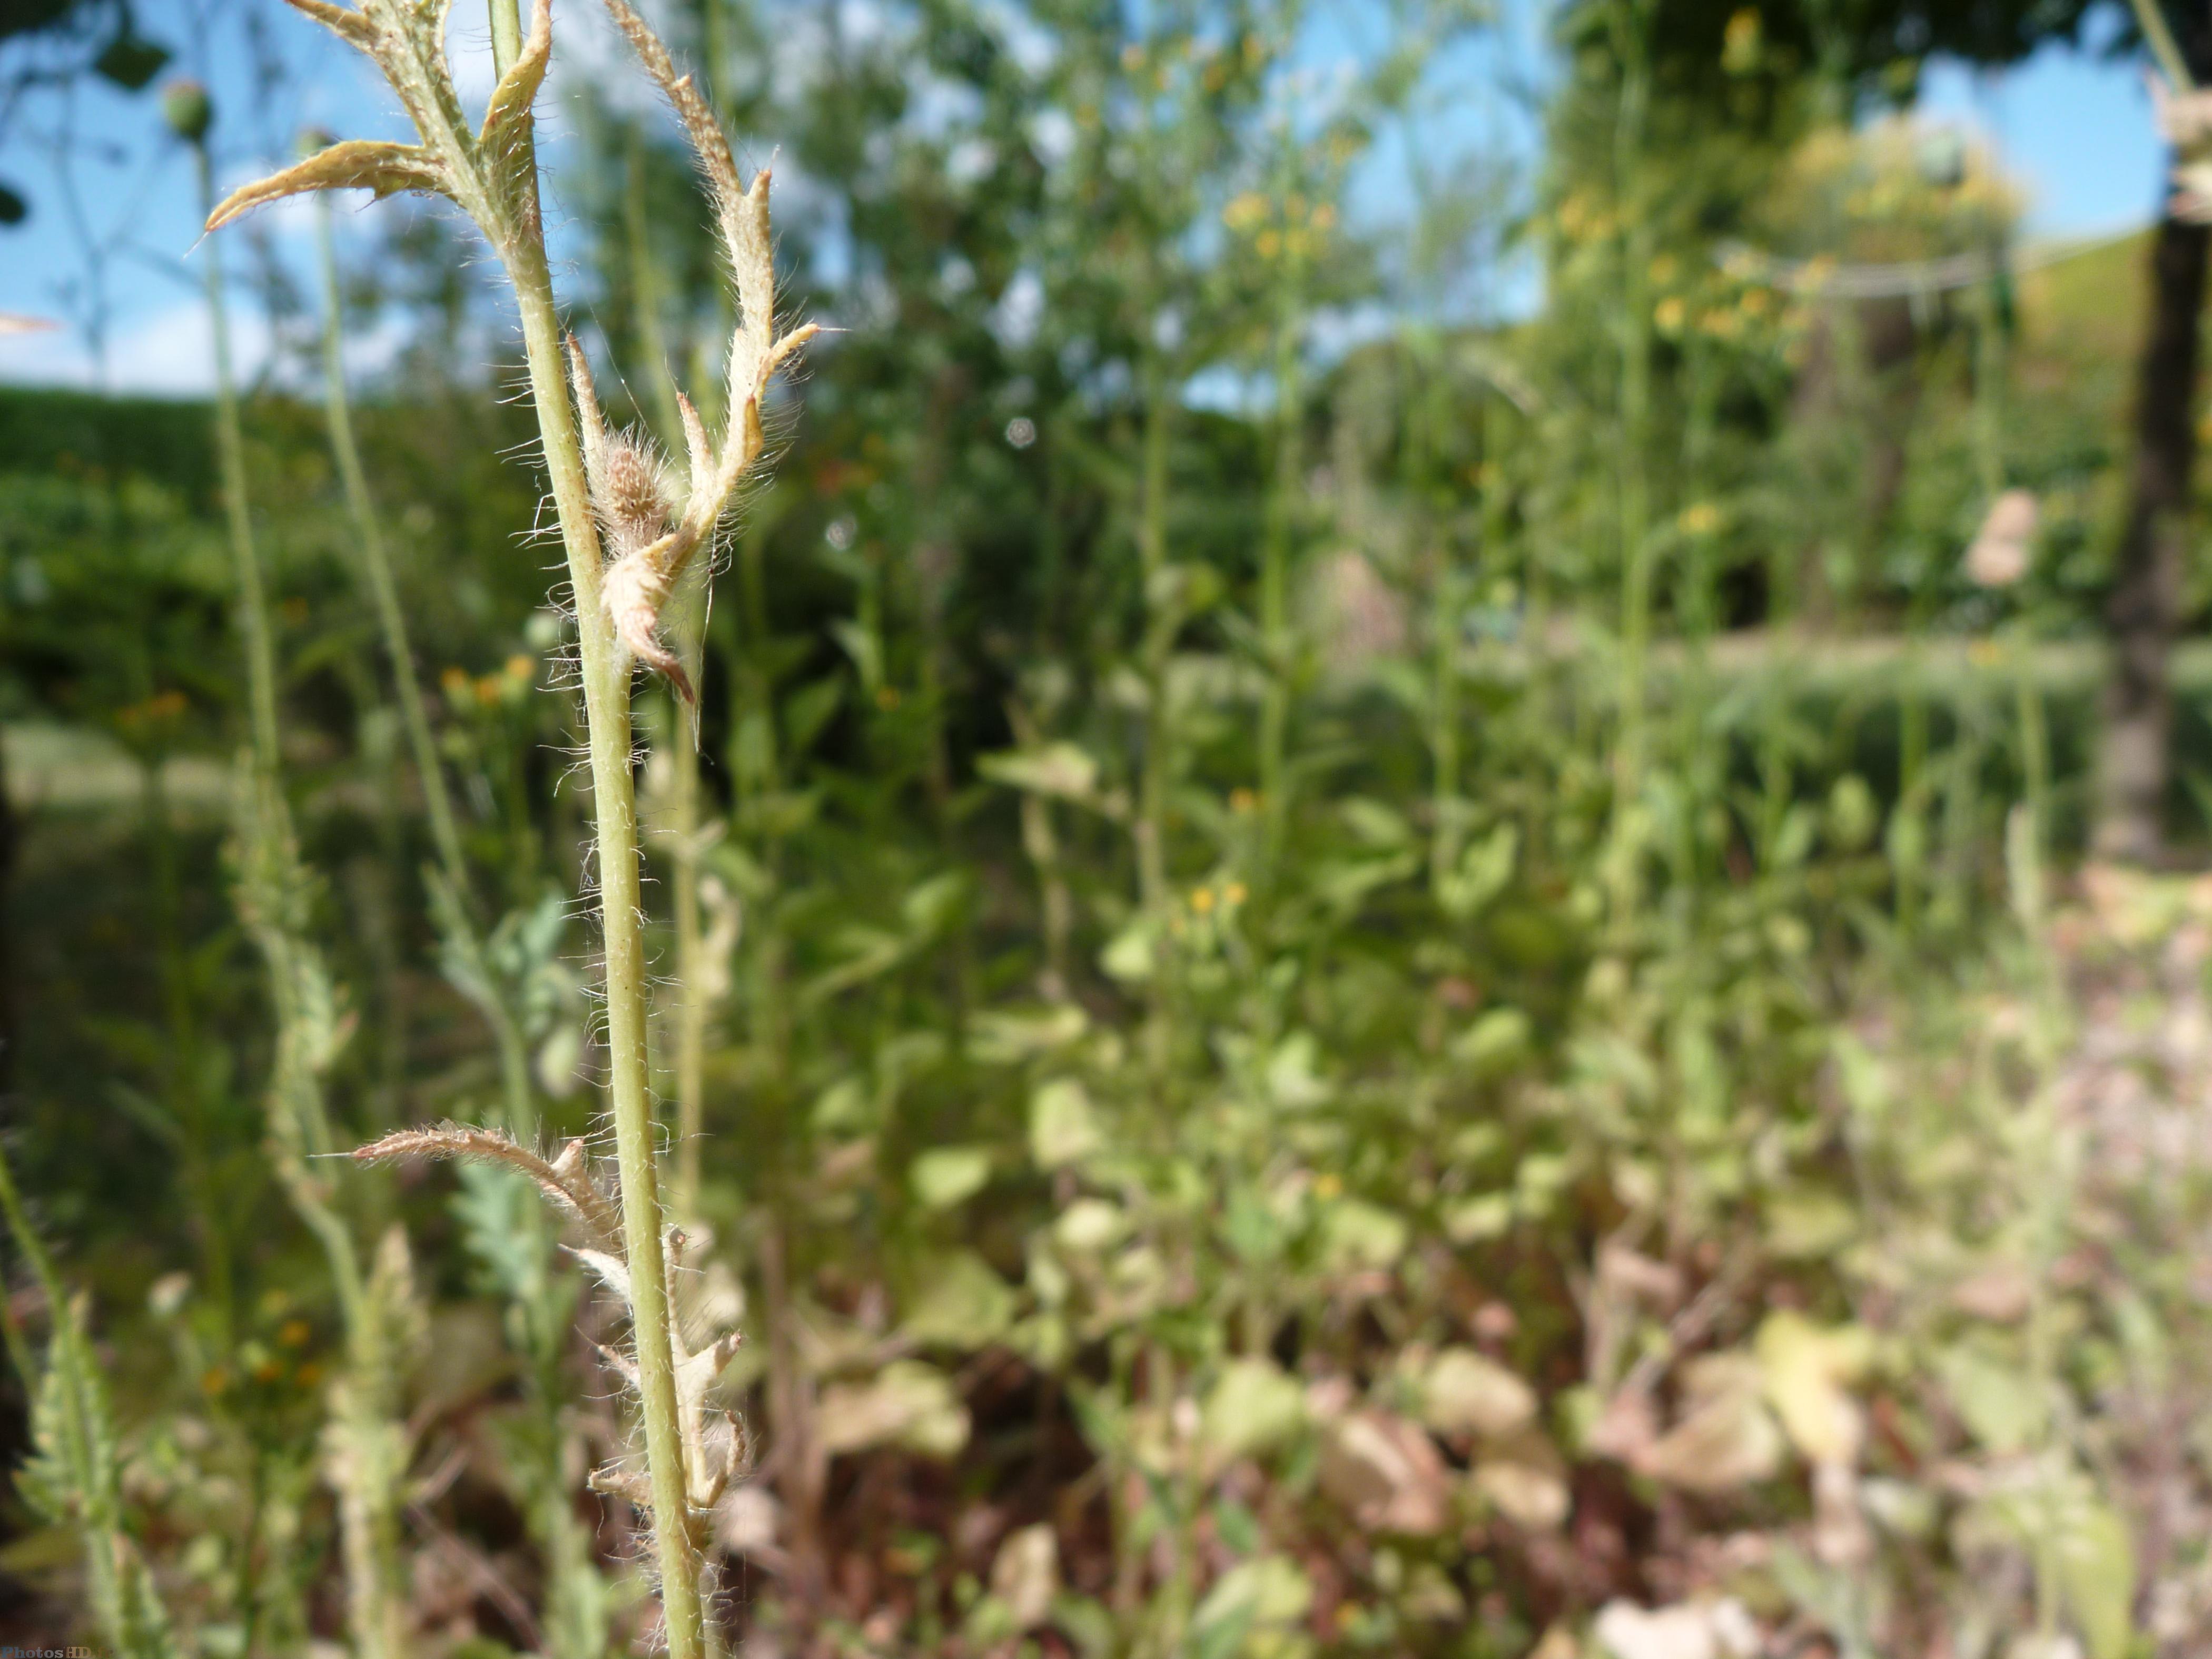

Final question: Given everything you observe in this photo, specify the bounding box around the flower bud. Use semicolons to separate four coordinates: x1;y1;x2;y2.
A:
162;78;213;145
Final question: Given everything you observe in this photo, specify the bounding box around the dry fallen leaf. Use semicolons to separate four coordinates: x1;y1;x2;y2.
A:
1319;1409;1450;1535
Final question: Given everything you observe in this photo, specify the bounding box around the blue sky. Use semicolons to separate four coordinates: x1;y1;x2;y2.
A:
0;0;2171;395
1918;6;2163;239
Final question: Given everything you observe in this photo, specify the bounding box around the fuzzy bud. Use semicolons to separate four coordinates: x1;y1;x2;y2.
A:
596;433;676;560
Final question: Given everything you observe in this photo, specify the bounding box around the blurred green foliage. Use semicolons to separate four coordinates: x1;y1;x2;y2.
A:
0;0;2208;1654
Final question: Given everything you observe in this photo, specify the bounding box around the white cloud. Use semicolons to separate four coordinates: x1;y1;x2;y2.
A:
0;288;412;398
34;294;280;397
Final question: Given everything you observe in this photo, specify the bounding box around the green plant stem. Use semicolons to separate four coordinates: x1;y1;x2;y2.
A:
516;254;707;1659
1608;0;1655;915
315;184;604;1657
199;144;279;776
313;199;539;1137
1430;555;1463;892
488;0;525;74
200;133;408;1659
1673;344;1722;905
2017;654;2050;857
1008;698;1074;996
1257;166;1303;875
477;2;706;1636
727;514;795;1085
1136;350;1176;1070
1410;327;1463;898
2130;0;2193;91
620;132;710;1219
1970;254;2051;871
313;204;467;913
654;660;709;1221
1897;674;1928;940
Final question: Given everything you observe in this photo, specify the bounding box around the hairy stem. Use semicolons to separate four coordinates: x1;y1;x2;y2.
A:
318;179;606;1658
495;126;708;1659
313;197;540;1132
199;131;408;1659
313;201;467;911
621;130;710;1220
199;144;279;776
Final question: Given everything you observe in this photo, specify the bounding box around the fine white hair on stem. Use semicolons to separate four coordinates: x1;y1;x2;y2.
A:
212;7;809;1653
574;0;818;698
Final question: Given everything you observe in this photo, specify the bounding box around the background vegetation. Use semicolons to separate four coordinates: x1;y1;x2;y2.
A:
2;0;2211;1654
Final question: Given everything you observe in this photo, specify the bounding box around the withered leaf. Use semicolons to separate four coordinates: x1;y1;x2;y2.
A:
207;140;447;232
479;0;552;152
280;0;376;49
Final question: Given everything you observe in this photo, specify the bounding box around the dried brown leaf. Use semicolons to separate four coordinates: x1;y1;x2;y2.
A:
206;139;446;232
280;0;376;48
351;1123;620;1252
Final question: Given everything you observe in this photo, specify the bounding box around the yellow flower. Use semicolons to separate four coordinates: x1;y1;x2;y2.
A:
1223;881;1249;906
1314;1173;1344;1200
1190;886;1216;914
1255;229;1281;260
1653;295;1687;334
1222;192;1267;231
506;653;535;680
441;666;471;698
1229;787;1258;814
1678;501;1722;536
